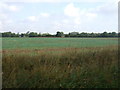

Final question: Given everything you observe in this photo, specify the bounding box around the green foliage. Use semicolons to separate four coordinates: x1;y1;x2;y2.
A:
56;31;64;37
29;32;38;37
2;32;19;37
1;31;118;37
42;33;53;37
69;32;79;37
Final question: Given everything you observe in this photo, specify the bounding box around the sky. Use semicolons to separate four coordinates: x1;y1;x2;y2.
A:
0;0;118;34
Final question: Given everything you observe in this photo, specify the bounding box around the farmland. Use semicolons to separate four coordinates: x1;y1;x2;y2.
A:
2;37;118;50
2;37;118;88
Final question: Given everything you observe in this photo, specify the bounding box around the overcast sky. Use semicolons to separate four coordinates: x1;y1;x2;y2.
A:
0;0;118;34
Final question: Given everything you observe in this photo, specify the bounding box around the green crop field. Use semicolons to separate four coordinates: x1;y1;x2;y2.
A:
2;37;118;50
2;37;119;88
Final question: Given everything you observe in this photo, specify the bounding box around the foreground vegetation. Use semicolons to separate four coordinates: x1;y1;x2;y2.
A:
2;46;118;88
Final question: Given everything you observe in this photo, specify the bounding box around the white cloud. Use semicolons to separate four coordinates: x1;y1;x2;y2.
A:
0;13;7;20
21;12;50;23
64;3;98;25
40;13;50;17
85;12;97;21
25;13;50;22
0;9;13;24
64;3;80;17
89;2;117;15
86;13;97;17
64;3;82;25
5;20;13;23
62;19;69;24
9;5;19;12
27;16;37;22
0;2;117;34
0;2;7;10
1;0;118;3
74;17;81;24
0;21;3;31
0;2;21;12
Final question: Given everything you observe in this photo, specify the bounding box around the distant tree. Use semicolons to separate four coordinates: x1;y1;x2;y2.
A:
100;32;109;37
79;32;88;37
21;33;26;37
16;33;20;37
38;33;41;37
64;34;69;37
29;32;38;37
111;32;117;37
25;31;30;37
11;33;16;37
1;31;118;37
42;33;52;37
2;32;12;37
2;32;20;37
56;31;64;37
89;32;95;37
69;32;79;37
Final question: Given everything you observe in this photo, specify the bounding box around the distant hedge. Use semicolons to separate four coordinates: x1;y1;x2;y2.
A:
1;31;119;37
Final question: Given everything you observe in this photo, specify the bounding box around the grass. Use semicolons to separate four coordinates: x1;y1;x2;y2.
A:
2;37;118;88
2;46;118;88
2;37;118;50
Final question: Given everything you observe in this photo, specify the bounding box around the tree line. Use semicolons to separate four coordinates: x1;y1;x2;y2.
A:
1;31;119;37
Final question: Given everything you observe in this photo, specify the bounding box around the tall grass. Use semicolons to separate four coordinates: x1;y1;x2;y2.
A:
2;46;118;88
